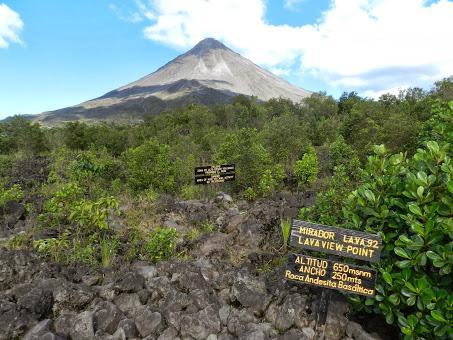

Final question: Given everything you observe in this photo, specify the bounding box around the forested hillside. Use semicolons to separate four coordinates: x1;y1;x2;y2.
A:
0;77;451;340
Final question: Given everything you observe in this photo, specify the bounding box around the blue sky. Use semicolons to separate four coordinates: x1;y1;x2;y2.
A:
0;0;452;119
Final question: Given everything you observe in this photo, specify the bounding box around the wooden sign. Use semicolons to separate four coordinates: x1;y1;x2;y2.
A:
285;253;377;297
290;220;382;262
194;164;235;185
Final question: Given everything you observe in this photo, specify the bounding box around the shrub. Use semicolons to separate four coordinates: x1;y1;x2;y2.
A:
144;227;178;262
33;231;70;262
344;142;452;339
244;187;257;201
69;196;119;231
298;165;356;225
100;237;119;268
328;135;361;178
124;138;177;193
295;145;319;187
215;128;271;192
0;184;23;206
259;169;277;197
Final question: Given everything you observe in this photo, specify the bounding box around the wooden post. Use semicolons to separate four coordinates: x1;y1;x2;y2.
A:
316;288;330;326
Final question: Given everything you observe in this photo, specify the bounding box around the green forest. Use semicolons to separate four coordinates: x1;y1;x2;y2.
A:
1;77;452;339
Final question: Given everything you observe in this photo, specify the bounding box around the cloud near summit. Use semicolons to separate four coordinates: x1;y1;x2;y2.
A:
0;3;23;48
137;0;453;95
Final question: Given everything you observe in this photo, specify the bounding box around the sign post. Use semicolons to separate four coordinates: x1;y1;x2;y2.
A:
284;219;382;332
194;164;235;201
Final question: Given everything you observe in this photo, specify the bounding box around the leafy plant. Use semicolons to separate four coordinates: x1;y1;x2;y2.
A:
100;237;119;268
33;231;70;262
244;187;257;201
0;184;23;206
295;145;319;187
123;138;177;193
144;227;178;263
4;231;30;249
280;218;291;250
69;196;119;231
345;141;452;339
299;165;356;225
259;169;277;197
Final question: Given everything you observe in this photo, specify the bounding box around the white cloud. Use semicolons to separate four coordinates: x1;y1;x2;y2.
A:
0;3;23;48
270;67;291;76
109;3;144;23
137;0;453;94
284;0;306;10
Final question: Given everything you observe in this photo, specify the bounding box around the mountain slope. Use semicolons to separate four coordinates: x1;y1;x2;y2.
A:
35;38;311;124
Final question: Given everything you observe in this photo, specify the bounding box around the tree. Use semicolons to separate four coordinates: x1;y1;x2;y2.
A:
215;128;271;192
328;135;361;179
0;117;48;155
123;138;177;193
63;121;94;150
294;145;319;187
261;111;309;170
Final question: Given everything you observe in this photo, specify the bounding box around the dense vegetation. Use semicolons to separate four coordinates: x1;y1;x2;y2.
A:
0;76;452;339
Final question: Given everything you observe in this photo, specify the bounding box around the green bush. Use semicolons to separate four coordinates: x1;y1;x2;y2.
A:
344;142;452;339
295;145;319;187
215;128;271;192
299;165;354;225
33;231;70;262
124;138;177;193
69;196;119;231
100;236;119;268
328;135;361;178
0;184;23;206
244;187;257;201
259;169;277;197
144;227;178;262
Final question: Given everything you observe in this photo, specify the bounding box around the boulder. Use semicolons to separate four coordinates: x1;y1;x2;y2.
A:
134;308;162;337
54;312;76;337
114;271;145;293
113;293;142;316
225;214;246;233
278;328;310;340
226;308;258;337
93;300;124;334
265;293;308;331
23;319;52;340
70;311;94;340
17;287;53;317
158;326;180;340
0;299;37;340
236;219;264;247
229;272;271;316
45;279;94;314
117;318;138;338
180;305;221;340
136;265;158;281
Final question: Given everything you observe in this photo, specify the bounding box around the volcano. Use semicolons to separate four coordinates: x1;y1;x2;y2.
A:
35;38;311;124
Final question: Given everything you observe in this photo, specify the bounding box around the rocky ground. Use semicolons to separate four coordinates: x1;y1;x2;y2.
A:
0;191;391;340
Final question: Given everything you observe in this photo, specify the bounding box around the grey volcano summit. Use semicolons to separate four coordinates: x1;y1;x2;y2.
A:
35;38;311;124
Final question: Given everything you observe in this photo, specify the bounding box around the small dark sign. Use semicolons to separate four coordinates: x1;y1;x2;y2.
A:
290;220;382;262
285;253;377;297
194;164;235;185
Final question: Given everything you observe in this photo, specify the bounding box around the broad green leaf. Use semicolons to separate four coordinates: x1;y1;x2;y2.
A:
431;310;447;323
394;247;410;259
396;260;411;268
426;251;442;262
417;186;424;199
408;203;423;217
